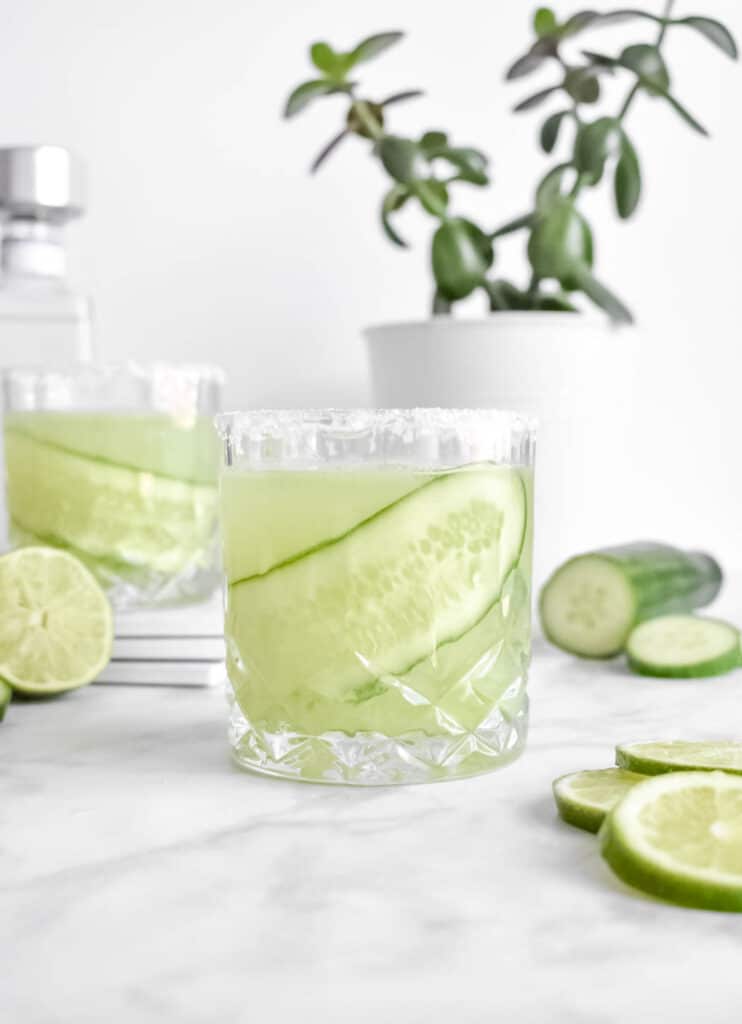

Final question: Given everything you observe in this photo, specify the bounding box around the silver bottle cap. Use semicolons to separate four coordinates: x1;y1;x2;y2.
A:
0;146;85;222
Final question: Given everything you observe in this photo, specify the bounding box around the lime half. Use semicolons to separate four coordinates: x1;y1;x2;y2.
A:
616;741;742;777
553;768;646;833
600;770;742;911
0;547;113;695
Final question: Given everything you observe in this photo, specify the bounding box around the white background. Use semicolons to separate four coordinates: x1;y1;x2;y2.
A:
2;0;740;566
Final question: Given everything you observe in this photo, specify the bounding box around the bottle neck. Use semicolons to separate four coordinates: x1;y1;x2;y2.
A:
1;219;67;280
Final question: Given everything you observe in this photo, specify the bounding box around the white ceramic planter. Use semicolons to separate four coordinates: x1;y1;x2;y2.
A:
364;313;640;585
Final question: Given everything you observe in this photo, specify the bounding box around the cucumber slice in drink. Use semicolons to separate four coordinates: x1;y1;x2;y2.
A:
5;430;217;575
0;680;11;721
626;615;740;678
539;542;722;658
616;741;742;777
228;466;527;704
600;771;742;911
553;767;646;833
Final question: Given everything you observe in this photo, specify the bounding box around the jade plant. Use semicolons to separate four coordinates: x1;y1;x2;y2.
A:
284;5;737;322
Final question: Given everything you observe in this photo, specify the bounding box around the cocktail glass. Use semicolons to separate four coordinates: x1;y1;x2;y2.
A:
217;408;536;785
3;362;223;607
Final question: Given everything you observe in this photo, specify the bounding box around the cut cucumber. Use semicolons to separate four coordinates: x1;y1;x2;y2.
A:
5;429;217;575
616;740;742;776
539;542;722;658
626;615;740;679
0;680;11;721
553;767;646;833
227;466;526;703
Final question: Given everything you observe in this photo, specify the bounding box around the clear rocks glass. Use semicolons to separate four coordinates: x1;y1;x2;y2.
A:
3;362;223;608
216;408;536;785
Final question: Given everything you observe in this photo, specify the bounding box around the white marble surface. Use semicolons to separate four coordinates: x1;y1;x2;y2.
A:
2;580;742;1024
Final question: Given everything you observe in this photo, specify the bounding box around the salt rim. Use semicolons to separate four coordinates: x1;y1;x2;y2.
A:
215;407;537;439
216;408;536;469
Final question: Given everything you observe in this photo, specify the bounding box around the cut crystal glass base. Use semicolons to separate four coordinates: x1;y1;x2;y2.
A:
228;680;528;786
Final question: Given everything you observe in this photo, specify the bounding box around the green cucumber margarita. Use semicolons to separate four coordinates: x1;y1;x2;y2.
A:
4;410;220;605
219;409;535;785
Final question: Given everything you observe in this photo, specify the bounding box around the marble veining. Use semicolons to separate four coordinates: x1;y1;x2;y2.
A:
1;580;741;1023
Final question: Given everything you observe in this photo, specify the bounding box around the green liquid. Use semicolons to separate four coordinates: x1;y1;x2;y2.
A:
223;464;533;747
4;412;219;597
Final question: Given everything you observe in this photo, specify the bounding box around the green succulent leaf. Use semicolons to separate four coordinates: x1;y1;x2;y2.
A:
378;136;430;184
564;67;601;104
614;133;641;218
505;37;558;80
560;10;602;35
350;31;404;66
380;184;411;247
562;9;663;35
420;131;449;155
540;110;570;153
676;16;738;59
535;292;579;312
620;44;670;94
612;70;708;135
513;85;561;112
574;117;622;184
484;279;532;311
659;90;709;136
534;7;559;38
284;79;348;118
380;89;425;108
310;130;349;173
582;49;620;69
571;265;634;323
535;163;574;212
432;218;494;300
310;42;341;76
414;179;449;217
438;146;489;185
527;198;593;284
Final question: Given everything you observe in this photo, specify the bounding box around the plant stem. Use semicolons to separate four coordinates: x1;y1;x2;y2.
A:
656;0;676;45
350;100;384;140
617;83;640;121
618;0;675;123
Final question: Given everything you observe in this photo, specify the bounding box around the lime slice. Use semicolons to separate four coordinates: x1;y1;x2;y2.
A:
600;770;742;911
0;547;113;695
553;768;646;833
0;680;11;720
616;740;742;777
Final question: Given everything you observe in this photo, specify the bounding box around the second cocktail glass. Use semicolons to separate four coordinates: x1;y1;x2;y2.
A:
3;363;223;607
217;408;536;785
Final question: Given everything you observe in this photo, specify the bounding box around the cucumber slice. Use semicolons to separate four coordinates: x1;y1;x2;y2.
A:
4;430;217;575
227;466;527;704
0;680;11;721
626;615;740;679
539;543;722;658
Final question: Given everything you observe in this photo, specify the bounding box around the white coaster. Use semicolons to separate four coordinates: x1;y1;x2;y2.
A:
97;595;226;687
96;660;224;688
